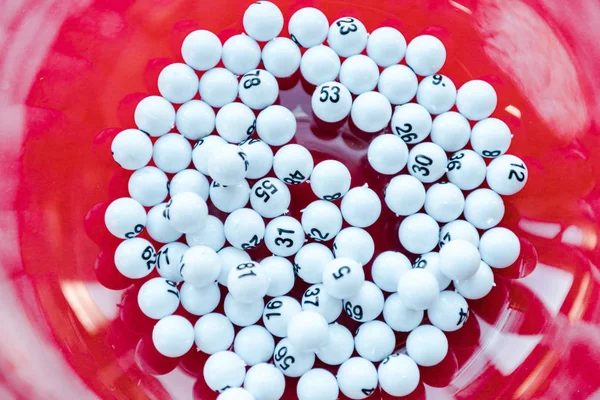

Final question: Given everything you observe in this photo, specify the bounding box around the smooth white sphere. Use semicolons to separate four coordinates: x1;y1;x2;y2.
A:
194;313;235;354
137;277;179;319
340;185;381;228
383;293;424;332
203;351;247;392
243;1;283;41
222;34;261;75
111;129;153;170
416;74;457;115
105;197;147;239
234;326;275;366
170;169;209;201
199;68;239;108
215;102;257;144
224;208;266;250
413;251;451;290
339;55;379;95
428;290;470;332
208;144;248;186
134;96;175;137
261;256;295;297
288;7;329;48
273;144;313;185
165;192;208;234
446;150;487;190
158;63;198;104
322;257;365;299
439;239;481;281
486;154;528;195
262;37;301;78
310;160;351;201
351;91;392;133
244;363;285;400
273;338;315;378
336;357;378;400
256;105;297;146
343;281;384;322
153;133;192;174
146;203;182;243
316;323;354;365
264;216;305;257
287;310;329;352
155;242;188;282
295;243;334;284
333;227;375;265
239;69;279;110
397;268;440;311
391;102;432;144
439;219;480;248
406;325;448;366
300;45;340;86
424;182;465;223
263;296;302;337
456;80;497;121
327;17;368;58
471;118;512;158
371;251;411;293
354;320;395;362
384;175;425;216
378;65;418;105
480;227;520;268
114;238;156;279
218;388;254;400
250;178;291;218
455;261;495;299
311;81;352;123
152;315;194;357
297;369;339;400
367;134;409;175
367;27;406;67
227;261;269;304
301;200;343;242
210;179;251;214
239;138;273;180
186;215;225;251
192;135;227;175
180;245;221;287
217;247;251;286
181;30;222;71
431;111;471;152
399;213;439;254
224;293;265;327
301;284;342;323
405;35;446;76
407;142;448;183
378;354;420;397
464;189;505;229
180;282;221;316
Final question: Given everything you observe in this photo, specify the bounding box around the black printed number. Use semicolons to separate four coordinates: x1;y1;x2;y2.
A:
283;170;306;185
447;152;465;171
323;192;341;201
303;287;320;306
243;70;261;89
362;388;375;396
274;346;295;371
264;300;282;320
336;17;358;35
482;150;501;158
508;162;526;182
432;74;443;85
236;262;257;279
413;256;427;269
165;280;179;298
241;234;260;250
439;232;451;248
254;179;279;203
309;228;329;241
238;151;249;171
333;266;351;280
344;301;363;320
395;123;418;143
319;85;341;103
411;154;433;176
274;228;295;248
125;223;144;239
141;246;156;270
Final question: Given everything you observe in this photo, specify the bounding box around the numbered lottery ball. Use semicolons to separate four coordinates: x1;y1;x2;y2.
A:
181;30;221;71
297;369;339;400
408;142;448;183
439;220;479;248
156;242;188;282
327;17;368;57
351;91;392;133
383;293;423;332
215;102;256;144
302;200;343;242
312;81;352;123
239;69;279;110
194;313;235;354
471;118;512;158
371;251;412;293
288;7;329;48
224;293;264;327
367;134;409;175
273;144;314;185
416;74;457;115
486;154;528;195
217;247;251;286
333;227;375;265
203;351;246;392
366;27;406;67
208;144;249;186
378;65;418;105
224;208;265;250
263;296;302;337
256;105;297;146
456;80;497;120
180;282;220;316
428;290;469;332
300;45;341;86
105;197;146;239
273;338;315;378
166;192;208;234
134;96;175;137
222;34;261;75
311;160;351;200
405;35;446;76
239;138;273;180
337;357;378;400
464;188;505;229
424;182;465;223
261;256;295;297
480;227;520;268
192;135;227;175
210;179;251;214
218;388;254;400
397;268;440;311
339;55;379;95
114;238;156;279
378;354;420;397
250;178;291;218
227;261;269;304
322;257;365;299
138;277;179;319
186;215;225;251
406;325;448;366
316;323;354;365
355;320;395;362
157;63;198;104
176;100;215;141
295;243;334;284
390;103;432;144
343;281;384;322
439;239;481;281
430;111;471;152
152;315;194;358
301;283;342;323
413;251;451;290
111;129;153;170
446;149;487;190
399;213;439;254
340;185;382;228
243;1;283;41
235;327;275;367
198;68;239;108
146;203;182;243
455;261;495;300
180;245;221;287
264;216;305;257
244;363;285;400
153;133;192;174
262;37;301;78
287;310;329;352
384;175;426;216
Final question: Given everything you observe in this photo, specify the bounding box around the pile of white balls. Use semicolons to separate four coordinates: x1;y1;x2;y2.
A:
106;1;529;399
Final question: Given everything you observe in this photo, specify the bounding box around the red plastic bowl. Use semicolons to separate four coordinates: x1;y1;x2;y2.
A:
2;0;600;398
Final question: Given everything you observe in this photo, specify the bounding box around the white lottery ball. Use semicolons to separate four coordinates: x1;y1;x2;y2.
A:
405;35;446;76
295;243;334;284
227;261;269;304
428;290;470;332
239;69;279;110
261;256;295;297
327;17;368;58
192;135;227;175
137;277;180;319
218;388;254;400
264;216;305;257
351;91;392;133
273;338;315;378
439;239;481;281
397;268;440;311
464;188;505;229
105;197;146;239
111;129;153;170
471;118;512;158
297;369;339;400
371;251;411;293
217;247;251;286
480;227;520;268
243;1;283;42
343;281;384;322
166;192;208;234
239;138;273;180
256;105;297;146
384;175;426;216
406;325;448;367
378;354;420;397
377;65;418;105
134;96;175;137
181;30;222;71
156;242;188;282
157;63;198;104
176;100;215;141
262;37;301;78
390;102;432;144
336;357;378;400
312;81;353;123
340;185;382;228
367;27;406;67
152;315;194;358
180;282;220;316
424;182;465;223
215;102;256;144
311;160;351;200
354;320;395;362
333;227;375;265
446;150;487;190
224;293;264;327
301;284;342;323
203;351;247;392
455;261;495;300
430;111;471;152
234;326;275;366
224;208;265;250
198;68;239;108
194;313;235;354
416;74;457;115
153;133;192;174
288;7;329;48
222;34;261;75
456;80;497;121
146;203;182;243
300;45;340;86
486;154;528;195
302;200;343;242
263;296;302;337
413;251;451;290
180;245;221;287
322;257;365;299
208;144;248;186
250;178;291;218
186;215;225;251
439;220;479;248
339;55;379;95
244;363;285;400
210;179;251;213
287;310;329;352
407;142;448;183
316;323;354;365
273;144;314;184
114;238;156;279
383;293;423;332
398;213;439;254
367;134;409;175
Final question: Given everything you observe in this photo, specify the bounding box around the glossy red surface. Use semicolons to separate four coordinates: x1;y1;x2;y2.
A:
2;0;600;398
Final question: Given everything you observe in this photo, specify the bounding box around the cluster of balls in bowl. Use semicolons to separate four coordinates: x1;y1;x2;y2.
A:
105;1;529;399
